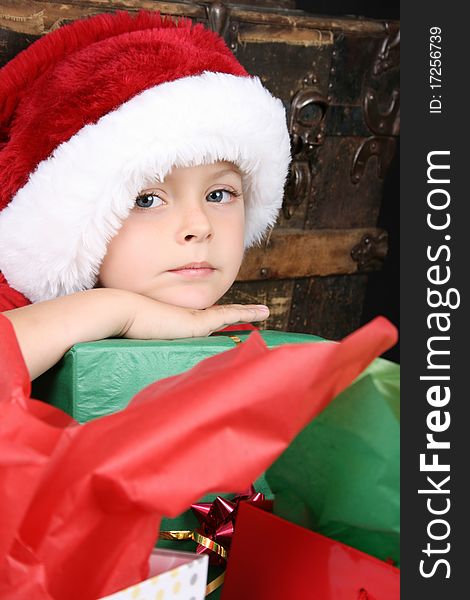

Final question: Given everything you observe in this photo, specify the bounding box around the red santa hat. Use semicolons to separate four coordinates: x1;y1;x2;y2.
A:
0;10;290;304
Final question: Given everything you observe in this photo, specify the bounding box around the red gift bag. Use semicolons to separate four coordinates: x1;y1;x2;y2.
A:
222;503;400;600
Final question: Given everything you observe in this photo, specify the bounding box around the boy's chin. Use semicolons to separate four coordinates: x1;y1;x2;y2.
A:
172;298;216;310
153;289;225;311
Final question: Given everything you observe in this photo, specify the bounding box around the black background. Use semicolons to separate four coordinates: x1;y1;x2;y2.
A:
399;4;466;596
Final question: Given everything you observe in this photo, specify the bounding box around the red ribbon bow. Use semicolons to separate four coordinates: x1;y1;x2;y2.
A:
191;486;265;564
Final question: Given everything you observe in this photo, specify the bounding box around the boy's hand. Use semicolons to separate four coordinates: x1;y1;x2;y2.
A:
3;288;270;380
118;293;270;340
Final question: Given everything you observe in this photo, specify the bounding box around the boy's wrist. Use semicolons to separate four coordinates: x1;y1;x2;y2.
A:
70;287;134;343
94;287;137;339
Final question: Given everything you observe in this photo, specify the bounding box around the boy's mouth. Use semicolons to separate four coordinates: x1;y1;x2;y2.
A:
167;261;216;278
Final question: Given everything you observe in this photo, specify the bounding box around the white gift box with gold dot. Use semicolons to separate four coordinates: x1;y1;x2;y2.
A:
101;549;208;600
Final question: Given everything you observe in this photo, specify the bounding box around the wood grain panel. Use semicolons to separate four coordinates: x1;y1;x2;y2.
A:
288;274;369;340
236;227;386;281
222;279;295;331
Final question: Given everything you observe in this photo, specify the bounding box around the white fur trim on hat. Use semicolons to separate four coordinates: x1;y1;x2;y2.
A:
0;72;291;303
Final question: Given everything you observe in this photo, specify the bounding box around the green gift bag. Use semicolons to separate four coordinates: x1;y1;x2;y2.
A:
266;357;400;565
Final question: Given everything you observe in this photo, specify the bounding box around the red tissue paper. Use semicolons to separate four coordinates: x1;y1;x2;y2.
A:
0;313;397;600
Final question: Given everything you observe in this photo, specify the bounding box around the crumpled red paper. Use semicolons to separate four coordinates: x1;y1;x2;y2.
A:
0;313;397;599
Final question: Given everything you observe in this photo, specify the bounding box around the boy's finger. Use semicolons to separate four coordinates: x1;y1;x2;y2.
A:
223;304;269;324
206;304;270;333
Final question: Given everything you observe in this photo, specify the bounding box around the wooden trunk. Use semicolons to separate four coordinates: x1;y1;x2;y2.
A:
0;0;400;340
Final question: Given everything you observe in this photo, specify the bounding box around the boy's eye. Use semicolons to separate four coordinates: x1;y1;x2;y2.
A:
135;193;164;209
206;189;236;203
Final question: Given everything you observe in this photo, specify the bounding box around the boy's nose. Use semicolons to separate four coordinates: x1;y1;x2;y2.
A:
177;203;213;244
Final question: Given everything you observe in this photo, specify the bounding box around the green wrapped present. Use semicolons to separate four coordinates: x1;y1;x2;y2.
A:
32;330;323;423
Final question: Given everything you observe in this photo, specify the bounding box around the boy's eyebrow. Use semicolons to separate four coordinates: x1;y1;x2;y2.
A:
208;167;241;178
140;167;242;192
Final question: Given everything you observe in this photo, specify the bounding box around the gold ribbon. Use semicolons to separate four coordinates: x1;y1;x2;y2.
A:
205;571;225;596
159;529;227;560
159;529;228;595
159;529;193;542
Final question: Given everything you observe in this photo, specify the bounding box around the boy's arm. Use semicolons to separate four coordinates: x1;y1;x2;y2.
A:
3;289;124;380
2;288;269;380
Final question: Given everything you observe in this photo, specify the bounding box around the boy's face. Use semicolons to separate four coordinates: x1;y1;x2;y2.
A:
97;161;245;309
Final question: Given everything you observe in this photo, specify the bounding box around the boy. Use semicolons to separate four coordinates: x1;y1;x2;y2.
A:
0;10;291;380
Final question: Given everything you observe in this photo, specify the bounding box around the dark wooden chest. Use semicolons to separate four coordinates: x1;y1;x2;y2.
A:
0;0;400;341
